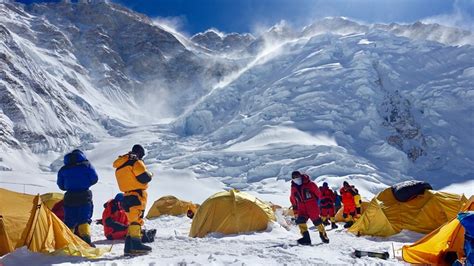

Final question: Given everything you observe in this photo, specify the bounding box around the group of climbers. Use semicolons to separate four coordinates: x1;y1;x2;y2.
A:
57;144;365;252
57;144;154;256
289;171;362;244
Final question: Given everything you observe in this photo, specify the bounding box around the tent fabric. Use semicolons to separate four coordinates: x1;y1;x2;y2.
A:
0;188;105;258
40;193;64;210
391;180;432;202
335;201;369;222
402;196;474;265
146;195;199;219
348;188;467;237
40;192;65;221
269;203;282;212
189;189;276;238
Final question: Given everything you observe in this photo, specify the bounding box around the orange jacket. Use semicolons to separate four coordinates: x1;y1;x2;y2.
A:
113;154;152;192
340;186;357;209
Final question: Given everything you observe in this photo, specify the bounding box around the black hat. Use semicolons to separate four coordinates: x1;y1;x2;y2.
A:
132;144;145;159
343;181;349;187
291;171;301;179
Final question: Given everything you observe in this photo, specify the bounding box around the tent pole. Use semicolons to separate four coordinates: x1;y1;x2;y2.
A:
25;194;42;250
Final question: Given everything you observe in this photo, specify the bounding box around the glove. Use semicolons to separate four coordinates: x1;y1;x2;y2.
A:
291;205;298;218
105;218;128;231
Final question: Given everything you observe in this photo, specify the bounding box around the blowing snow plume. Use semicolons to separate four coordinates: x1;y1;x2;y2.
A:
422;0;474;32
136;79;175;123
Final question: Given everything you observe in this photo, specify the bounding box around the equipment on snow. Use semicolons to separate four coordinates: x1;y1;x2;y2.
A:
354;250;389;260
391;180;432;202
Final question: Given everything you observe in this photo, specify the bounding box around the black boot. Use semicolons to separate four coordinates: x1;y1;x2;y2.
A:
344;221;354;228
125;237;152;255
297;231;312;245
319;232;329;243
331;222;338;229
124;236;131;254
322;219;330;226
80;235;96;248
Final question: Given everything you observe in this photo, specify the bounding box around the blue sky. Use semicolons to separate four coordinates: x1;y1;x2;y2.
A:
16;0;474;34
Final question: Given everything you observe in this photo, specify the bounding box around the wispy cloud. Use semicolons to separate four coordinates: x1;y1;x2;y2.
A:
422;0;474;31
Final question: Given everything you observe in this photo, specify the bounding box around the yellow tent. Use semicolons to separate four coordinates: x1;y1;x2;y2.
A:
0;188;104;258
146;195;199;219
189;190;276;238
402;196;474;265
40;192;63;210
348;188;467;237
335;201;369;222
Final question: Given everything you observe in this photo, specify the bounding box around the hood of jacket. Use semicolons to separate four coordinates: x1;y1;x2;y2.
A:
64;150;87;165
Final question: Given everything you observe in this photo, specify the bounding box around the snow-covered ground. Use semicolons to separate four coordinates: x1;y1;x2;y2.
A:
0;125;471;266
2;212;425;265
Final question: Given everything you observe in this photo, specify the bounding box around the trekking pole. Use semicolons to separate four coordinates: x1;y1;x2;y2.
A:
392;242;395;258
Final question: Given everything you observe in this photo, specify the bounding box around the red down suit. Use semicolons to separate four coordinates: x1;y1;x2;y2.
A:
319;186;336;217
290;174;322;221
102;199;128;240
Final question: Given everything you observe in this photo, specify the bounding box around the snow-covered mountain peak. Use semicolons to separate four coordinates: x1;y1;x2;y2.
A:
191;29;255;53
174;20;474;188
301;16;473;46
1;1;472;194
0;1;237;153
302;17;368;37
374;21;474;46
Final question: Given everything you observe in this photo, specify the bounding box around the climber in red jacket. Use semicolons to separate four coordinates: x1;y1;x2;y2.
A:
101;193;157;242
102;193;128;240
290;171;329;245
319;182;338;229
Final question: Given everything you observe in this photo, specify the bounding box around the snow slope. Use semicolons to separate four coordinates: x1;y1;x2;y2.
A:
0;1;239;153
174;26;474;188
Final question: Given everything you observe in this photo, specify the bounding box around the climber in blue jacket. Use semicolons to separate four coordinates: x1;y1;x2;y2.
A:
57;149;98;247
